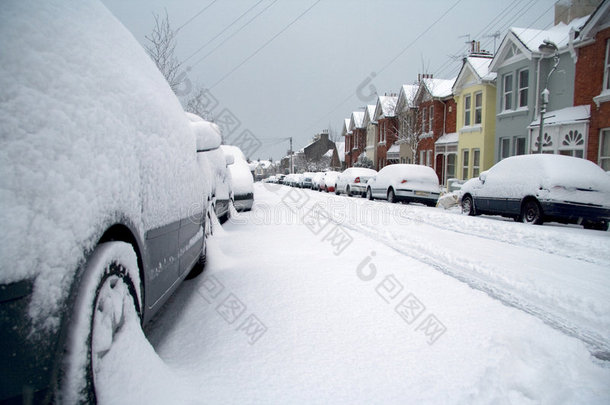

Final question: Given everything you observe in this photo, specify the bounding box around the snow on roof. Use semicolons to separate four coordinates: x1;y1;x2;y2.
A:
363;104;377;125
350;110;365;129
334;141;345;162
511;15;589;52
323;148;334;158
435;132;459;145
421;78;455;98
375;95;398;119
342;118;351;135
528;105;590;127
467;55;496;81
401;84;419;104
387;144;400;153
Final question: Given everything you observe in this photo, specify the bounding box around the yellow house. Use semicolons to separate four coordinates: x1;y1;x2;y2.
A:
453;51;497;180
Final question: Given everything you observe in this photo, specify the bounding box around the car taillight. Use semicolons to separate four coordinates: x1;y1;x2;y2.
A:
401;179;408;184
354;177;360;183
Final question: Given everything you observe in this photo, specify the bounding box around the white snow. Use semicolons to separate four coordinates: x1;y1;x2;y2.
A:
435;132;459;145
221;145;254;196
97;184;610;404
420;78;456;98
350;111;365;129
512;15;590;52
528;104;591;127
0;0;204;329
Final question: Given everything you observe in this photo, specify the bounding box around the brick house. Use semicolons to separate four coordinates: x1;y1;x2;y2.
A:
341;118;352;168
412;76;458;185
363;104;378;166
373;95;398;170
348;110;366;165
395;84;419;164
573;0;610;169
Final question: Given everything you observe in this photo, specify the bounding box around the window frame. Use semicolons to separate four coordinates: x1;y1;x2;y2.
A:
500;138;510;160
605;40;610;92
503;73;513;111
474;91;482;125
462;149;469;179
420;150;425;165
464;94;471;126
421;107;427;133
599;128;610;170
426;150;432;167
472;148;481;178
429;105;434;133
518;69;529;108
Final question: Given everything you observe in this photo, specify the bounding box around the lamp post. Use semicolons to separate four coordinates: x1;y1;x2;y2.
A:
536;40;560;153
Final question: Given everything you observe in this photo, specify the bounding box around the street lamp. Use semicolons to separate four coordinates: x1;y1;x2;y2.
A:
536;39;560;153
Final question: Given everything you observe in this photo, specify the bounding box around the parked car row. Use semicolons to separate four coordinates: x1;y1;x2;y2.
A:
0;3;253;403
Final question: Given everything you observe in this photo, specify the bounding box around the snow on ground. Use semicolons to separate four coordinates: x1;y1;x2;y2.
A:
98;183;610;403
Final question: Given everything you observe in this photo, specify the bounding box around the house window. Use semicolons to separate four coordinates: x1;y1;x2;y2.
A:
464;94;471;126
603;39;610;90
500;138;511;159
559;129;585;158
420;150;425;165
518;69;529;108
427;150;432;167
447;154;456;179
429;105;434;132
422;108;427;132
503;73;513;110
474;92;482;125
472;149;481;178
514;137;526;155
600;129;610;170
462;149;469;179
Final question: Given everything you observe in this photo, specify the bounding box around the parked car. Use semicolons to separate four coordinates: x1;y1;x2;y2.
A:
366;164;441;206
0;2;219;403
221;145;254;212
323;171;340;193
187;113;232;224
336;168;378;196
300;172;315;189
311;172;326;191
459;154;610;230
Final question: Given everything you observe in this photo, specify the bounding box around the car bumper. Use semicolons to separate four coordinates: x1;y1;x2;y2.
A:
540;200;610;223
1;280;56;403
350;184;367;194
234;193;254;212
395;189;440;205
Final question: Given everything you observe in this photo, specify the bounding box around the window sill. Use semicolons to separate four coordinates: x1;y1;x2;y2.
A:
459;125;482;133
378;141;387;146
593;90;610;107
497;108;529;118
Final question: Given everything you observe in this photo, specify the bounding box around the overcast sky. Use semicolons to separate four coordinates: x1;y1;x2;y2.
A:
102;0;558;161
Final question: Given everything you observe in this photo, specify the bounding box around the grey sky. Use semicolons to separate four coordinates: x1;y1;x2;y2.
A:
102;0;558;161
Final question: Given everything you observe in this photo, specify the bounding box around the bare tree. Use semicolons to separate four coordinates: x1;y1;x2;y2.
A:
184;84;215;121
395;107;423;164
145;11;184;94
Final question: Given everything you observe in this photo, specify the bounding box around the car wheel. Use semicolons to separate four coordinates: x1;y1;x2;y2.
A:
461;195;475;216
366;188;373;200
387;188;396;203
346;186;352;197
583;220;609;231
520;199;543;225
60;242;141;405
335;185;340;195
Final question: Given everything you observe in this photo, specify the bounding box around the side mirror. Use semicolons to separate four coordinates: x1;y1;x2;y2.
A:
479;171;487;183
225;154;235;165
193;121;222;152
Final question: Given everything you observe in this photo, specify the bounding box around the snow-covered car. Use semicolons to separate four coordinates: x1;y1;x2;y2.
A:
186;113;231;224
322;171;340;193
459;154;610;230
221;145;254;212
300;172;315;189
336;167;377;196
311;172;326;191
0;2;220;403
366;164;441;206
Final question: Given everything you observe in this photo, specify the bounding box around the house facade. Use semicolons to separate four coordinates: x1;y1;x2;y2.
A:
395;84;419;165
491;16;589;161
453;49;497;180
363;104;377;166
341;118;351;168
573;0;610;169
373;95;398;170
349;110;366;166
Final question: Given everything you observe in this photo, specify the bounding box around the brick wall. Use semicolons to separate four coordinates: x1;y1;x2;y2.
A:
574;27;610;164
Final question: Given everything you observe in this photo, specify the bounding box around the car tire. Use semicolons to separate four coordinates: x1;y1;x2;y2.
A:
60;242;141;405
387;188;396;203
346;186;352;197
335;185;340;195
520;199;543;225
366;188;373;200
583;220;609;231
461;195;475;216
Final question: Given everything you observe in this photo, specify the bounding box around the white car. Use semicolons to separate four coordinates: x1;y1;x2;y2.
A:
459;154;610;230
221;145;254;212
366;164;441;206
311;172;326;190
322;171;340;193
336;167;377;196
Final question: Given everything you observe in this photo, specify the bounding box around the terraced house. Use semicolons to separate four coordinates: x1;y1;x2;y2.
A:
453;43;497;180
348;110;366;166
363;104;377;166
374;94;398;169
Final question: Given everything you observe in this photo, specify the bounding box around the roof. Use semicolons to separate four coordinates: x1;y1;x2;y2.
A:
576;1;610;43
421;78;455;98
362;104;376;126
350;110;365;130
341;118;351;136
435;132;459;145
528;105;590;127
374;95;398;120
335;141;345;162
512;15;589;52
468;55;496;81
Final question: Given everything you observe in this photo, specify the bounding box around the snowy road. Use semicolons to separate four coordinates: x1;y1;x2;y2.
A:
98;183;610;404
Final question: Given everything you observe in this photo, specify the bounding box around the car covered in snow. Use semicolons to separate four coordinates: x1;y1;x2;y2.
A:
311;172;326;191
322;171;340;193
299;172;315;189
0;2;219;403
336;167;377;196
366;164;441;206
187;113;232;224
459;154;610;230
221;145;254;212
